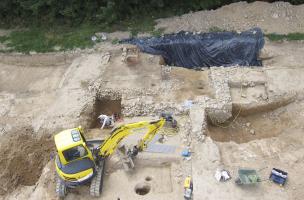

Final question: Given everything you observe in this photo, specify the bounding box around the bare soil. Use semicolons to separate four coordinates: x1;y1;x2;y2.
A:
207;101;300;143
102;53;213;102
170;68;212;102
156;1;304;34
0;130;53;195
1;1;304;200
90;99;122;128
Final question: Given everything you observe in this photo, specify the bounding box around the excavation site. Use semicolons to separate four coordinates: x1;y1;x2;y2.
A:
1;2;304;200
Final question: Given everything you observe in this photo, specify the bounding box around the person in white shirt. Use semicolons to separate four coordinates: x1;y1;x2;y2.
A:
98;114;114;129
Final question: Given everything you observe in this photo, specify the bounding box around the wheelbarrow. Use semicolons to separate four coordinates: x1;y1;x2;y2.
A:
235;169;261;185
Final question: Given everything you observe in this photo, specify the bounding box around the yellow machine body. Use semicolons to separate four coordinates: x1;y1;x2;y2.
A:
184;176;192;189
54;118;166;189
54;127;95;184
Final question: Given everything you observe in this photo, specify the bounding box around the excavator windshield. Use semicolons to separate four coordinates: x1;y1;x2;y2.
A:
62;145;88;162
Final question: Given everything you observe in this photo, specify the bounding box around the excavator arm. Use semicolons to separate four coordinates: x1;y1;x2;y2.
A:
98;118;166;158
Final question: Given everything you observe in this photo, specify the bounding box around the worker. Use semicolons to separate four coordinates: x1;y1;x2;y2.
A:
98;114;114;129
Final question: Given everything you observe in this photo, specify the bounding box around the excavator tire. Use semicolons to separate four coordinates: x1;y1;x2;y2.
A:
90;159;105;197
56;177;67;199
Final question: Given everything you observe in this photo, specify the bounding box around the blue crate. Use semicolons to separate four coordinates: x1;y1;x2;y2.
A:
269;168;288;186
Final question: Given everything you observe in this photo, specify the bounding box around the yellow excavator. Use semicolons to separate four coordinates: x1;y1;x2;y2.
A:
54;117;168;198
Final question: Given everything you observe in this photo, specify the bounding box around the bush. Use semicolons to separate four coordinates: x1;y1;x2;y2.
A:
2;1;304;28
265;32;304;41
0;0;255;27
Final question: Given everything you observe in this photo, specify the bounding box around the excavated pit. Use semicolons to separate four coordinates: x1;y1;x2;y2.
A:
145;176;152;181
206;105;296;143
134;182;151;195
0;129;53;195
90;98;122;128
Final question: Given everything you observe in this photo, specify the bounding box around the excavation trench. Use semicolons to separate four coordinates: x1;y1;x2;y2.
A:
206;107;294;143
0;98;122;195
90;98;122;128
0;129;53;195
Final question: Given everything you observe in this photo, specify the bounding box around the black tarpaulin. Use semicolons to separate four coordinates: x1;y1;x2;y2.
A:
121;28;264;68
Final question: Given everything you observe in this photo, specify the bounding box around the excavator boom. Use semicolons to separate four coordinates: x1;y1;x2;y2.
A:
98;118;165;157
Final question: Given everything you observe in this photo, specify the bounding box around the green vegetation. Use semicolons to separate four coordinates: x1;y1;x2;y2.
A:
265;33;304;41
111;38;119;45
209;26;227;32
0;8;169;53
1;0;304;53
0;36;8;43
0;0;235;28
0;17;164;53
0;26;97;53
151;28;166;37
125;15;157;37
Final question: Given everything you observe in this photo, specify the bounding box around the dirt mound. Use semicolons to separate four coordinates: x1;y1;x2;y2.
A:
0;128;54;195
156;1;304;34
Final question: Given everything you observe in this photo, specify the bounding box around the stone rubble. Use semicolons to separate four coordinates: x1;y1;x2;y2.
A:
93;66;234;143
189;105;206;142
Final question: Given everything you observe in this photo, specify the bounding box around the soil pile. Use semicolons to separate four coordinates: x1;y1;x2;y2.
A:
0;129;53;195
156;1;304;34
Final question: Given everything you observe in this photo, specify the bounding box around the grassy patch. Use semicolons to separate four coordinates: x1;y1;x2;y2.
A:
0;10;172;53
116;15;157;37
209;26;226;32
265;33;304;41
2;25;99;53
111;38;119;45
0;17;159;53
151;28;165;37
0;36;8;43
